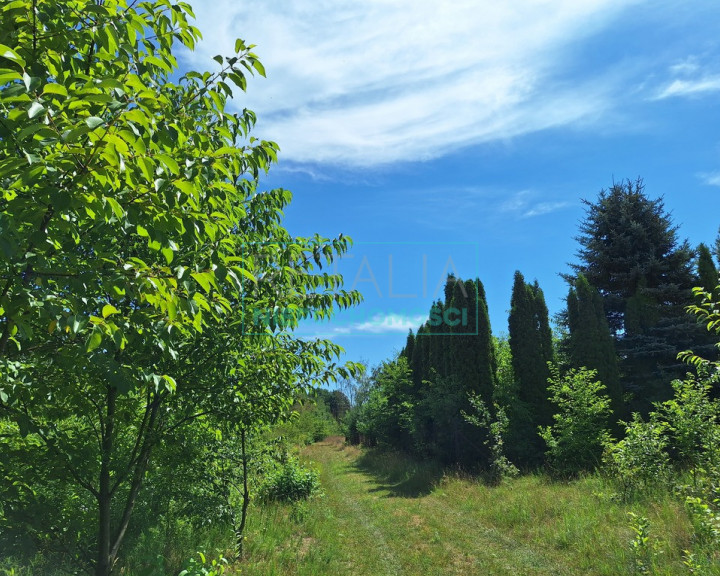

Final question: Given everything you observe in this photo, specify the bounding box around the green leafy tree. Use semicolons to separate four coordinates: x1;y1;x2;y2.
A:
355;357;416;451
463;394;518;484
539;366;613;478
0;2;360;574
658;377;719;482
603;413;670;499
492;333;515;404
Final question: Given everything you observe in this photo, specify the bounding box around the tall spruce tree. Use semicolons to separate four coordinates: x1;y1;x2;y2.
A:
571;179;700;411
566;274;623;419
508;271;554;465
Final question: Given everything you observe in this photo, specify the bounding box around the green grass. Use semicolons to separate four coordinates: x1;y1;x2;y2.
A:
239;436;702;576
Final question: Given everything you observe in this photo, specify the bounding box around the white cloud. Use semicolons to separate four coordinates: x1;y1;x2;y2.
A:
653;55;720;100
699;172;720;187
307;312;426;336
180;0;645;166
522;201;571;218
655;76;720;100
498;190;570;218
668;57;701;76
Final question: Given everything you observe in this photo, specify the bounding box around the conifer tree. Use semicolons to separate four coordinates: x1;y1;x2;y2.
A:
566;274;623;418
401;330;416;364
428;299;449;378
530;281;555;380
571;179;702;411
410;323;430;388
697;243;719;294
508;271;554;464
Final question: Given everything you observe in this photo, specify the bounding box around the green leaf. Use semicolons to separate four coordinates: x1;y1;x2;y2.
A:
0;44;25;67
86;330;103;352
85;116;104;129
144;55;171;72
162;374;177;392
252;59;266;77
138;157;154;182
190;271;213;293
42;83;68;97
27;102;45;119
156;153;179;175
105;197;124;219
102;304;119;318
161;246;174;264
167;299;177;321
174;180;195;196
62;124;91;143
0;70;21;84
230;265;257;284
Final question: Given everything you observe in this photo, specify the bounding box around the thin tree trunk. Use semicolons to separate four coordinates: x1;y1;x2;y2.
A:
108;396;161;565
236;428;250;558
96;385;117;576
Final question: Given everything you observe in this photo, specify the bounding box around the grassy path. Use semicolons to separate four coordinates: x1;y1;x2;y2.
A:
243;437;691;576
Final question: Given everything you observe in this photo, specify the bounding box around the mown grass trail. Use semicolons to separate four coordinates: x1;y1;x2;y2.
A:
242;437;693;576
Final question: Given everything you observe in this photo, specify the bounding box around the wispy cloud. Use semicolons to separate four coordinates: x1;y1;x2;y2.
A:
181;0;645;167
305;312;426;337
499;190;571;219
654;56;720;100
522;201;571;218
655;76;720;100
698;172;720;187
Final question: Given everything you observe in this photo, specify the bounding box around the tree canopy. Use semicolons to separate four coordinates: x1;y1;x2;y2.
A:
0;2;360;574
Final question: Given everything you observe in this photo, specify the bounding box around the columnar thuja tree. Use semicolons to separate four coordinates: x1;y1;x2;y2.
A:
449;278;497;464
697;243;719;295
0;2;360;575
507;271;554;465
566;274;623;419
449;278;496;406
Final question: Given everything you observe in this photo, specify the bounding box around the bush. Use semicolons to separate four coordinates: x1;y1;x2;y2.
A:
178;552;227;576
462;394;518;484
603;413;670;499
539;366;613;478
659;376;720;479
258;457;321;502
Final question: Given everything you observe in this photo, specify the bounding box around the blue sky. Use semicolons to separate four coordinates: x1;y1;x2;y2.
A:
180;0;719;369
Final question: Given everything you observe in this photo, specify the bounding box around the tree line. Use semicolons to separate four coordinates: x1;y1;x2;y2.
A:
347;179;719;471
